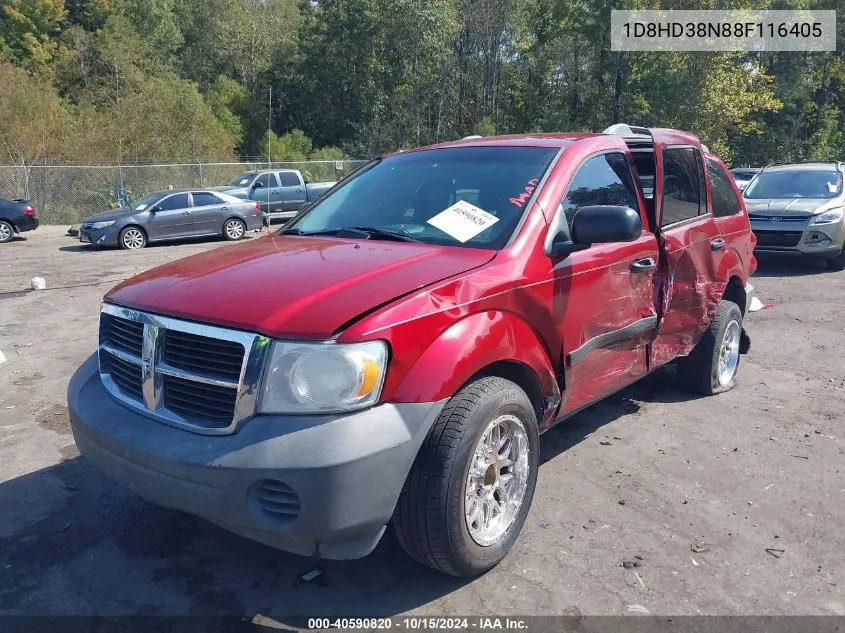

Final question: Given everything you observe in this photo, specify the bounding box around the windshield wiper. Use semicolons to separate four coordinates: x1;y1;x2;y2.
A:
282;226;420;242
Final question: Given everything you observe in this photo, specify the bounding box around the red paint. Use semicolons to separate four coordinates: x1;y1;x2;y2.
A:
106;130;754;428
510;178;540;207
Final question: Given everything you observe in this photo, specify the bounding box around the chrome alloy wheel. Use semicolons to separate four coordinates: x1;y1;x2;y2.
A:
225;219;245;239
122;228;145;249
718;319;741;386
0;222;11;242
465;414;530;547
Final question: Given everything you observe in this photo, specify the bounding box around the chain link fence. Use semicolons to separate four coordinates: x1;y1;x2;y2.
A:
0;160;368;225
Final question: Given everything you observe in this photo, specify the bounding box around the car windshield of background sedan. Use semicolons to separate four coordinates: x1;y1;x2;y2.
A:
129;192;165;211
744;170;843;199
229;172;256;187
283;146;559;250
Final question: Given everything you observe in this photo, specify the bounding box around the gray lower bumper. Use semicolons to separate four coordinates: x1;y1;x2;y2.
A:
68;354;446;559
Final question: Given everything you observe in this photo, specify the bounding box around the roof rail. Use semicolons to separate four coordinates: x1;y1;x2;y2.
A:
602;124;652;138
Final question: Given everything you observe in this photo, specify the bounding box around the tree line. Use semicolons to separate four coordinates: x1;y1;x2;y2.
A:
1;0;842;167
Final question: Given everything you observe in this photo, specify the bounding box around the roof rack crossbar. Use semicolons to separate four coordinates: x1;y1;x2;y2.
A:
602;124;652;138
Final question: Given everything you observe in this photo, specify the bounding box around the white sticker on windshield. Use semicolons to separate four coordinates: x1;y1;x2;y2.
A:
136;204;147;210
828;182;839;193
239;178;250;185
427;200;499;243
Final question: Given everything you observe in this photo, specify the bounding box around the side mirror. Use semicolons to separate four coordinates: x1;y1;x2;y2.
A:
150;205;161;213
547;205;642;258
252;181;264;189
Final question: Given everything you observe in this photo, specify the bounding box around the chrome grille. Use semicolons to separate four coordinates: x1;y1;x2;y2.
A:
97;304;271;435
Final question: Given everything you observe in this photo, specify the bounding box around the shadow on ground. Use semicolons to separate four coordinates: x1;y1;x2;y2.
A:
0;365;693;620
751;253;835;277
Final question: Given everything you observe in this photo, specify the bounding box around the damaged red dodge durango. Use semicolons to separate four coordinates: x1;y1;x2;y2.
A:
68;125;757;577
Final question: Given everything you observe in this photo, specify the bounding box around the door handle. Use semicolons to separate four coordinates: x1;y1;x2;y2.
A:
221;206;229;211
711;238;726;251
630;258;657;273
183;211;191;215
296;189;302;193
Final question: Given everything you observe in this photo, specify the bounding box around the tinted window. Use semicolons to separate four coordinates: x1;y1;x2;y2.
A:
661;148;704;226
285;146;558;250
743;170;843;199
255;172;278;188
731;170;758;181
561;153;639;227
192;192;222;206
157;193;190;211
707;160;741;217
279;172;300;187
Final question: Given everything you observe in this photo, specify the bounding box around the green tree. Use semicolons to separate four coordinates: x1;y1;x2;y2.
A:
0;0;67;65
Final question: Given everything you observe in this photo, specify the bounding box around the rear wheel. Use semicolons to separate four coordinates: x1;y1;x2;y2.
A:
223;217;246;241
119;226;147;250
677;299;743;395
827;245;845;271
0;220;14;243
393;376;539;577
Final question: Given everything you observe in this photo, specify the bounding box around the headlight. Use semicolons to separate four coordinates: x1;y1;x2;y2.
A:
89;220;116;229
811;209;844;225
258;340;388;414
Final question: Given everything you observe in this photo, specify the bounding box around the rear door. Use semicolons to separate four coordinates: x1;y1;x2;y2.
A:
649;137;724;367
706;156;753;259
190;192;228;234
553;151;660;413
148;193;192;239
277;171;307;213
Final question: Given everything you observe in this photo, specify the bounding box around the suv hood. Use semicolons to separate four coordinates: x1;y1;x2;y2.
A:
744;198;840;216
105;234;495;339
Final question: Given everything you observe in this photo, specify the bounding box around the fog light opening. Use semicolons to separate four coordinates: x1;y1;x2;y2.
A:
805;232;831;248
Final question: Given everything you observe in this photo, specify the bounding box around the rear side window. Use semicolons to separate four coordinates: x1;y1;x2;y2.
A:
157;193;190;211
255;173;278;188
661;148;705;226
192;192;222;207
279;172;300;187
561;152;639;228
707;159;741;217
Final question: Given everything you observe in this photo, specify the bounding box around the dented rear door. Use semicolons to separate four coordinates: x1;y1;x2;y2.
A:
650;135;725;367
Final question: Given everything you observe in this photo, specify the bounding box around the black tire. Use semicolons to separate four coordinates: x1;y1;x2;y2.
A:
827;246;845;271
119;226;147;250
676;299;743;395
223;217;246;241
0;220;15;243
393;376;539;577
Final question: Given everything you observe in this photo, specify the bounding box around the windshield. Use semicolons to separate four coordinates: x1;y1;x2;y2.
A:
229;172;256;187
130;192;164;211
744;170;843;199
284;146;558;249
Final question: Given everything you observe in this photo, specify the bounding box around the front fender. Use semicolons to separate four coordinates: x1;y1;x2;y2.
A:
390;311;560;420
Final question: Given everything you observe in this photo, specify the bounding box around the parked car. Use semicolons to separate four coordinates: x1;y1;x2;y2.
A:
68;126;756;577
215;169;335;220
0;197;39;243
730;167;762;191
78;189;264;249
744;162;845;270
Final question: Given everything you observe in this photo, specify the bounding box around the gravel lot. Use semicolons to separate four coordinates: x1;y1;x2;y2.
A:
0;226;843;619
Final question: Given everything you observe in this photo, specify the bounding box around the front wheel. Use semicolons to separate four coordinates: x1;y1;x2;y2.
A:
677;299;743;395
119;226;146;250
223;218;246;241
827;245;845;271
393;376;539;577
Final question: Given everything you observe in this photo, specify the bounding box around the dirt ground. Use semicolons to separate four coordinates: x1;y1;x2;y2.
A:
0;226;842;619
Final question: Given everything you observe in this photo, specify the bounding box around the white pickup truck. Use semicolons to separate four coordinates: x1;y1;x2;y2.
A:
217;169;335;220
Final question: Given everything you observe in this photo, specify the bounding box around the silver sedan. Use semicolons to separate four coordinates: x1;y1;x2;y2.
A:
78;189;265;249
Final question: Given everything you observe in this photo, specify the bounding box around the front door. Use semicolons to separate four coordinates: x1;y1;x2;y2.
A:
189;192;227;234
249;172;276;213
649;137;724;367
148;193;192;240
553;151;660;414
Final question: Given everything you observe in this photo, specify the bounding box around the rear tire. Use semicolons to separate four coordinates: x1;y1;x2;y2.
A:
0;220;14;243
119;226;146;250
393;376;539;577
223;218;246;241
827;246;845;271
677;299;743;395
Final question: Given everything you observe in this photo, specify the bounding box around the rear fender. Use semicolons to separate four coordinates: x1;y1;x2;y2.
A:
390;311;560;425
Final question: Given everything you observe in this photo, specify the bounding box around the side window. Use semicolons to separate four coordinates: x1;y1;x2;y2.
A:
278;172;300;187
255;172;277;188
661;148;704;226
561;152;639;228
191;192;222;207
706;159;741;217
157;193;190;211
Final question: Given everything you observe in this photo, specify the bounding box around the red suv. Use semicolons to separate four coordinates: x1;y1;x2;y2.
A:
68;125;756;576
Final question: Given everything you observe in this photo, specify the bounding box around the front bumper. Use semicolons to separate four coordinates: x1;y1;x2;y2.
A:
751;218;845;257
79;225;120;247
68;354;445;559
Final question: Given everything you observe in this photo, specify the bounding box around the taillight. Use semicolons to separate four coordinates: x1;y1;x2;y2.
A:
252;202;260;210
22;207;36;216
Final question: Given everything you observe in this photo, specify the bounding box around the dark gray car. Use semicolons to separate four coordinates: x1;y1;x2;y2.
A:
78;189;264;249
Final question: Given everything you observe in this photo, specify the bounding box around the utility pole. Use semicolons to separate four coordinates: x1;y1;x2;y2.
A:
268;86;272;168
